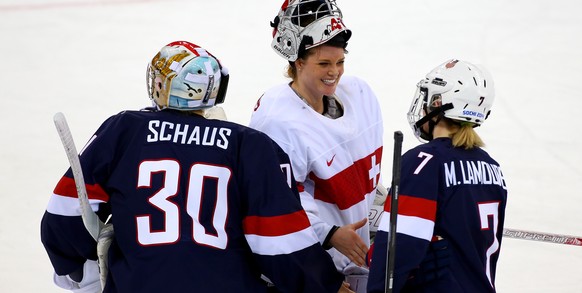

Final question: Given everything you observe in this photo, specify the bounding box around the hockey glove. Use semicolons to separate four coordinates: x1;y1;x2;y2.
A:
53;259;102;293
368;183;388;243
97;223;114;289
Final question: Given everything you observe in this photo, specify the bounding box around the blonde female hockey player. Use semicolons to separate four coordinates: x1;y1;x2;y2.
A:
368;59;507;293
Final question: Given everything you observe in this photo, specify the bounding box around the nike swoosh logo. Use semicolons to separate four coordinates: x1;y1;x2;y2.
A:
326;154;336;166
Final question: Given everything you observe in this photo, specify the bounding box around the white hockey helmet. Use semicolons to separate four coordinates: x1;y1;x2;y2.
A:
270;0;351;62
408;59;495;142
147;41;229;111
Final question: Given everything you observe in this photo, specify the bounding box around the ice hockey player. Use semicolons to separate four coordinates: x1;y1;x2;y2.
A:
367;59;507;292
250;1;384;292
40;40;352;293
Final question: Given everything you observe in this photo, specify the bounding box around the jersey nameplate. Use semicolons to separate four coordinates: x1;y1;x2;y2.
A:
146;120;231;149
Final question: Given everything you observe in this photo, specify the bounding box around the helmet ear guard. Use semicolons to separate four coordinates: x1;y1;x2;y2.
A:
214;68;229;105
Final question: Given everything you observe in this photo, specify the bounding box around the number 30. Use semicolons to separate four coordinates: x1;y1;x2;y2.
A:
135;160;231;249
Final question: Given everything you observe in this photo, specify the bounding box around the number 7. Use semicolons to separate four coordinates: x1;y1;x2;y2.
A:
413;152;433;174
478;201;500;287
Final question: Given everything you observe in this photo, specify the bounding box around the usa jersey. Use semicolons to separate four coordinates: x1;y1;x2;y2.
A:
368;138;507;292
41;109;343;293
250;76;384;275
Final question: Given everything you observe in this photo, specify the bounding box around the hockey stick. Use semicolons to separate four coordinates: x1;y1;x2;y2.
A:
385;131;403;293
503;228;582;246
54;112;103;241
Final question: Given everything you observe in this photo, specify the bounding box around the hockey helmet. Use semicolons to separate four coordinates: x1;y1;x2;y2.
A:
147;41;229;111
407;59;495;142
270;0;352;62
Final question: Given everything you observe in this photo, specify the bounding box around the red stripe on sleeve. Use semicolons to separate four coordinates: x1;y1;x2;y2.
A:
243;210;311;237
385;195;436;222
53;176;110;202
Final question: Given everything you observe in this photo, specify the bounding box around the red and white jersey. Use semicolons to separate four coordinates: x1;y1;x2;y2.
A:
250;75;384;274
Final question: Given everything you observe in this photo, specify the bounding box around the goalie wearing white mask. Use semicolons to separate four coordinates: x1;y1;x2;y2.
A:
41;41;348;293
368;60;508;293
250;1;384;292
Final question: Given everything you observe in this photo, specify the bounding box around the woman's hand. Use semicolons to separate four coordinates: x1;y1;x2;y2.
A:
338;281;355;293
330;218;369;267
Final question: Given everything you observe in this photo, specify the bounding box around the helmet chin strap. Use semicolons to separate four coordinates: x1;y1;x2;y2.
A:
415;103;454;141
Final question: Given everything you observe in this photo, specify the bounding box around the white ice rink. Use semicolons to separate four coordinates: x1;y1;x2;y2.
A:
1;0;581;291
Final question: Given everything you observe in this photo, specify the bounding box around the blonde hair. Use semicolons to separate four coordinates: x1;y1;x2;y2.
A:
447;120;485;149
286;64;297;80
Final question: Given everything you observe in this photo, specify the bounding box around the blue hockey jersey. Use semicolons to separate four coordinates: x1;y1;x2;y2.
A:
41;109;343;292
368;138;507;292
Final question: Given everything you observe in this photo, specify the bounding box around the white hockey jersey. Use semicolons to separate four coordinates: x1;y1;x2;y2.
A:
250;75;384;275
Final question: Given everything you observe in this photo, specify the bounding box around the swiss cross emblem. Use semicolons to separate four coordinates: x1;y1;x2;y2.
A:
368;155;381;188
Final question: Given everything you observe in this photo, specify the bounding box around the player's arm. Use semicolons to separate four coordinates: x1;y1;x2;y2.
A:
41;194;104;293
368;149;443;292
41;118;117;291
252;118;340;249
239;132;344;292
296;184;338;246
274;143;367;267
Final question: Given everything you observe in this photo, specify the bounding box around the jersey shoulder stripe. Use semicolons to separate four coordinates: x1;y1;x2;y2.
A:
46;194;104;216
385;194;436;221
243;210;311;236
53;176;109;202
378;212;435;241
245;227;319;256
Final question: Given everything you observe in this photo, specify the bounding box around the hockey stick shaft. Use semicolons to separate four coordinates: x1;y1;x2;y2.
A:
386;131;403;293
54;112;103;241
503;228;582;246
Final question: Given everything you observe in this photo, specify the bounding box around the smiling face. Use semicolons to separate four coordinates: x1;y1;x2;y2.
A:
293;45;345;102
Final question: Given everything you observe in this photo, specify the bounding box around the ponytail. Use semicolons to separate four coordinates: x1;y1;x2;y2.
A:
448;120;485;149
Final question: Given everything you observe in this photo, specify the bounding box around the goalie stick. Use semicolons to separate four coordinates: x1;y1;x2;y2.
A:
503;228;582;246
386;131;403;293
53;112;104;241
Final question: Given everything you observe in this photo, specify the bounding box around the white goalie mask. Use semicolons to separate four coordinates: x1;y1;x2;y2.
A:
407;59;495;142
271;0;351;62
147;41;229;111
